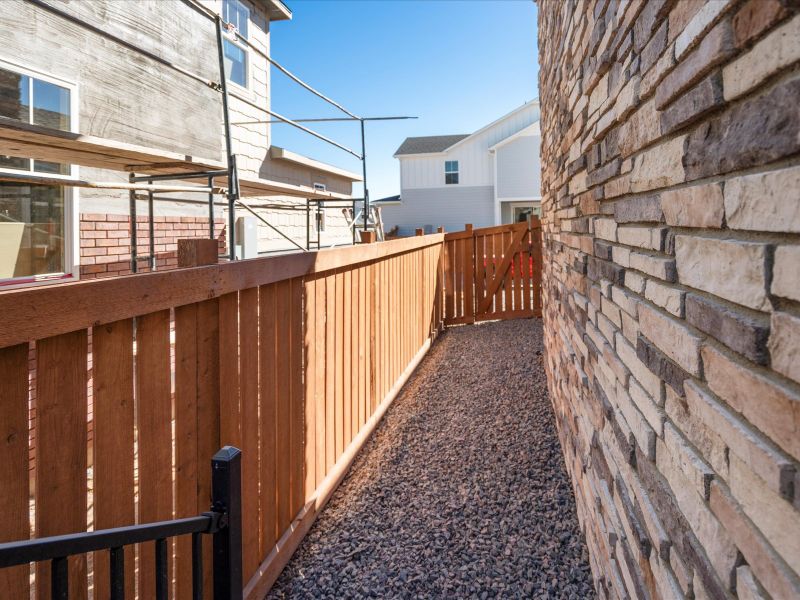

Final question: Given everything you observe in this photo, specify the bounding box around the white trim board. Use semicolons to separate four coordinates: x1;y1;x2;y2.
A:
489;121;541;152
270;146;362;181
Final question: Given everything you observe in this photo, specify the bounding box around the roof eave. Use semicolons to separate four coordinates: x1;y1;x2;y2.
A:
270;146;362;181
260;0;292;21
393;150;448;159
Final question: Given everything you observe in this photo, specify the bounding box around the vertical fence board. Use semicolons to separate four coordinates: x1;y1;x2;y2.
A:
360;265;369;416
324;274;336;473
313;277;326;488
290;277;304;519
445;241;455;320
368;262;376;414
334;271;344;460
275;280;292;533
197;298;220;599
35;330;88;600
0;344;31;598
218;293;241;450
342;270;352;448
136;310;172;598
532;220;543;315
259;283;278;553
464;236;474;322
240;287;260;579
351;268;360;434
93;319;135;600
174;303;198;600
304;278;316;502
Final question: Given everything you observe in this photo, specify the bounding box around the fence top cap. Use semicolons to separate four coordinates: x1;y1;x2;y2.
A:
213;446;242;461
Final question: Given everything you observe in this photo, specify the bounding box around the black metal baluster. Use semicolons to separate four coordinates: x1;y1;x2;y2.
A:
155;538;168;600
192;532;203;600
110;546;125;600
211;446;242;600
51;556;68;600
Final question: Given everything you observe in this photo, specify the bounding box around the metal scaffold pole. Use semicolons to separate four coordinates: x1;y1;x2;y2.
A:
361;119;368;234
215;14;238;261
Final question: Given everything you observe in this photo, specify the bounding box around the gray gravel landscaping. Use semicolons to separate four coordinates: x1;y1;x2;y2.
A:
268;319;594;599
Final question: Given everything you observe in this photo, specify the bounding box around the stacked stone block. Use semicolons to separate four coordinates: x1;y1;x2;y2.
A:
537;1;800;598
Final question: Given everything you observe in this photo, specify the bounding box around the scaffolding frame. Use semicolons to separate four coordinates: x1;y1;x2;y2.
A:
2;0;412;272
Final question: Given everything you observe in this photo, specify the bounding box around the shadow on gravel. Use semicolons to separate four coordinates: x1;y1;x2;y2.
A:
268;319;594;599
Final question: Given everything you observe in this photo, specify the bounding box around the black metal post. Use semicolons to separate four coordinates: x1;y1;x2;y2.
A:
155;538;168;600
306;199;311;250
351;199;356;245
317;202;322;249
215;15;238;262
360;119;369;233
208;176;215;240
51;556;68;600
109;546;124;600
211;446;242;600
129;173;138;273
148;182;156;271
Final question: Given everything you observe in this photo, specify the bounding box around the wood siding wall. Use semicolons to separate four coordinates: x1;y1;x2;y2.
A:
0;234;444;599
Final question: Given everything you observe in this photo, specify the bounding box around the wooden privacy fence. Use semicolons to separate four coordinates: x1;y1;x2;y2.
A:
443;218;542;325
0;234;444;599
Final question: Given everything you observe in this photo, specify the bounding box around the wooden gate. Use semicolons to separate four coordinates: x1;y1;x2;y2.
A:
443;219;542;324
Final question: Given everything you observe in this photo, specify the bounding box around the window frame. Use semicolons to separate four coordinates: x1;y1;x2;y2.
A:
0;57;79;289
222;0;251;91
444;160;459;185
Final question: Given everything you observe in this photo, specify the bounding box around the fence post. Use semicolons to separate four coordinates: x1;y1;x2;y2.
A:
178;238;220;267
211;446;242;600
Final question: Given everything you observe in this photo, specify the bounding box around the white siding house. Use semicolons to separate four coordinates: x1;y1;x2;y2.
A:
378;101;541;236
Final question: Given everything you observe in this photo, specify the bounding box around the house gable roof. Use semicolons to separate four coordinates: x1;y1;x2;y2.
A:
394;134;469;157
393;100;539;158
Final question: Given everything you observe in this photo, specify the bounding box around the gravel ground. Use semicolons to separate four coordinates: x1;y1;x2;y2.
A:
269;319;594;599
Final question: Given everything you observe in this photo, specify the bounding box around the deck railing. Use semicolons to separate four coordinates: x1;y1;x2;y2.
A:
0;233;444;599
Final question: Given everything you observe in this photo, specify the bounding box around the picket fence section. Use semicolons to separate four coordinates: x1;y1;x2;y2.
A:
0;234;443;599
443;219;542;325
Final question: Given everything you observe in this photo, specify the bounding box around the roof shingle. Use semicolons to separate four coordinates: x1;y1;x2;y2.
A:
394;134;469;156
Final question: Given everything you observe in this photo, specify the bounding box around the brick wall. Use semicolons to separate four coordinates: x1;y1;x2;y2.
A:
79;214;226;278
538;1;800;598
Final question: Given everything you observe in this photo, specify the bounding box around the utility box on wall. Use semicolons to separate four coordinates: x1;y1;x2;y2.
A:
236;216;258;260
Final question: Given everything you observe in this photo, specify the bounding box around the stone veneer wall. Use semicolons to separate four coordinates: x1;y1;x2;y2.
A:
537;1;800;598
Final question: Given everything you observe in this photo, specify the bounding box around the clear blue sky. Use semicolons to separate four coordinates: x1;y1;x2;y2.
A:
269;0;539;201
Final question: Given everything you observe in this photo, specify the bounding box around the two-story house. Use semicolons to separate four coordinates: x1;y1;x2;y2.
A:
377;101;541;236
0;0;358;288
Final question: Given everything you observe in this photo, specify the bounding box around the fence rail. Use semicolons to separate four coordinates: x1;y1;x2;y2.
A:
0;233;444;599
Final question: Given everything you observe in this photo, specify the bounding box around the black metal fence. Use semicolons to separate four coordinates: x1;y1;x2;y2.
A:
0;446;243;600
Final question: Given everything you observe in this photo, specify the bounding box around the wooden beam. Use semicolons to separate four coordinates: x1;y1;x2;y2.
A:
0;172;217;194
0;116;349;200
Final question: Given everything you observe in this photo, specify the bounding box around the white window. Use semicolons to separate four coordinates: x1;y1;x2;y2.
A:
445;160;459;185
222;0;250;89
0;60;78;287
313;182;327;192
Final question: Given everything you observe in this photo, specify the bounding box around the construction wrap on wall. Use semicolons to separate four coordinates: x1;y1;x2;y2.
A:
538;1;800;598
